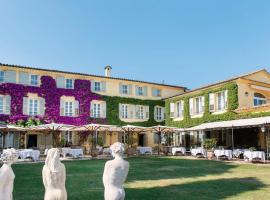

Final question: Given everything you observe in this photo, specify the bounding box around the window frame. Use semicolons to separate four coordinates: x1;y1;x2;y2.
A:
121;85;129;94
0;96;4;114
0;71;4;83
28;98;39;116
64;101;73;116
30;74;39;86
65;79;73;89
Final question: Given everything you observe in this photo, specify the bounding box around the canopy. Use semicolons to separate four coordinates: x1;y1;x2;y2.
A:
28;123;75;132
0;125;27;132
72;123;120;132
121;125;146;133
149;125;180;133
187;116;270;131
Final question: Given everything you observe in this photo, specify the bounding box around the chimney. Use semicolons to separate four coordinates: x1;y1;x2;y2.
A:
104;65;112;77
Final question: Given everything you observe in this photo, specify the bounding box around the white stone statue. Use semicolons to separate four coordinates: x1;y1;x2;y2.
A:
42;148;67;200
0;148;19;200
103;142;129;200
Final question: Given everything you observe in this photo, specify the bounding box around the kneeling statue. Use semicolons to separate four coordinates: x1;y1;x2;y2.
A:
42;148;67;200
103;142;129;200
0;148;18;200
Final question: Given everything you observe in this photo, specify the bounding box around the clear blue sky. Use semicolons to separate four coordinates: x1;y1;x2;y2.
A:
1;0;270;89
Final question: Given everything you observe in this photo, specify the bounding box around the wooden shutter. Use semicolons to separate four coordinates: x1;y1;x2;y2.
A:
23;97;28;115
19;72;30;85
101;81;106;92
5;70;16;83
128;105;134;119
101;101;107;118
60;99;65;116
201;96;205;113
90;80;95;92
119;83;123;94
74;100;79;116
135;105;140;119
154;106;157;121
225;90;228;109
128;84;132;95
135;86;139;96
56;77;65;88
189;98;193;116
5;95;11;115
170;103;175;118
143;86;148;96
162;107;165;121
90;101;94;117
145;106;149;119
39;97;45;116
209;93;215;112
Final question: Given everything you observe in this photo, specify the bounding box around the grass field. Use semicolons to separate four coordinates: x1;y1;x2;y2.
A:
8;157;270;200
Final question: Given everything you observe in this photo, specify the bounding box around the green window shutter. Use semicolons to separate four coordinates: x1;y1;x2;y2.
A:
101;101;107;118
5;70;16;83
23;97;28;115
119;83;123;94
5;95;11;115
19;72;30;85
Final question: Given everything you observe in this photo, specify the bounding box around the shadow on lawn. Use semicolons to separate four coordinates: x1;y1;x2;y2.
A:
127;157;237;182
126;177;265;200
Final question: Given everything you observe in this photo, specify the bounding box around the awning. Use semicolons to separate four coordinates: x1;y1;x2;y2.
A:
187;116;270;131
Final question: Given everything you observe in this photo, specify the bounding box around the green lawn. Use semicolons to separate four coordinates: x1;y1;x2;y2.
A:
8;157;270;200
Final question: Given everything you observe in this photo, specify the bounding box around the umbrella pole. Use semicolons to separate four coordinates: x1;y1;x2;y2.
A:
158;131;161;155
232;127;234;150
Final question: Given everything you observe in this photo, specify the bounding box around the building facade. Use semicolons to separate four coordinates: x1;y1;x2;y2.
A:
0;64;186;151
166;69;270;151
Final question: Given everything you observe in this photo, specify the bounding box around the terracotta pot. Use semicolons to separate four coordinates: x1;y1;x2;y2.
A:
207;150;214;160
91;149;99;157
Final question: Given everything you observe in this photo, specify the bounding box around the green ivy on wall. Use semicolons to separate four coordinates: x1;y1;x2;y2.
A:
165;82;239;128
102;96;165;127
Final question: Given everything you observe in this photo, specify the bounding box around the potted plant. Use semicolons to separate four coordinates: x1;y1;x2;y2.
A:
204;138;217;160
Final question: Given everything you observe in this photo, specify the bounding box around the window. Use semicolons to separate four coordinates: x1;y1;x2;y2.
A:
66;79;73;89
121;134;128;143
30;75;38;86
65;131;73;144
190;96;204;116
155;106;164;121
170;103;175;118
254;93;267;106
121;104;128;119
0;96;3;114
0;71;4;83
176;101;184;118
29;99;38;116
194;97;203;114
152;88;161;97
94;82;101;91
137;87;143;96
93;103;101;118
121;85;128;94
64;101;73;116
217;91;226;111
138;106;144;119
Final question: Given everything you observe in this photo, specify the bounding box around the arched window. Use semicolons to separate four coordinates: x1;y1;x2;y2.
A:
254;93;267;106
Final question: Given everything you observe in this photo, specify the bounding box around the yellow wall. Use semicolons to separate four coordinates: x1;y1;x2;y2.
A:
1;65;185;100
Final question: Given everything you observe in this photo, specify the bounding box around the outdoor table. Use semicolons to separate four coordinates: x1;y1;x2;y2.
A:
137;147;152;155
191;148;207;157
18;149;40;161
62;148;83;158
103;148;111;155
214;149;233;160
244;151;266;162
172;147;186;155
232;149;247;158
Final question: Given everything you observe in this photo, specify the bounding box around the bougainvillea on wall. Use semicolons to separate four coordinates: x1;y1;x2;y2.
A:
0;76;164;126
0;76;104;125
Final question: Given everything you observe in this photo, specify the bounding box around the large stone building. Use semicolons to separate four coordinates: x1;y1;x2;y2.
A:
1;63;270;153
0;63;186;151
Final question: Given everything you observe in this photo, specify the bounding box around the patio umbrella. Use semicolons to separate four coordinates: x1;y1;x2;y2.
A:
72;123;119;150
149;125;178;155
121;125;146;148
0;124;28;148
28;123;75;149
